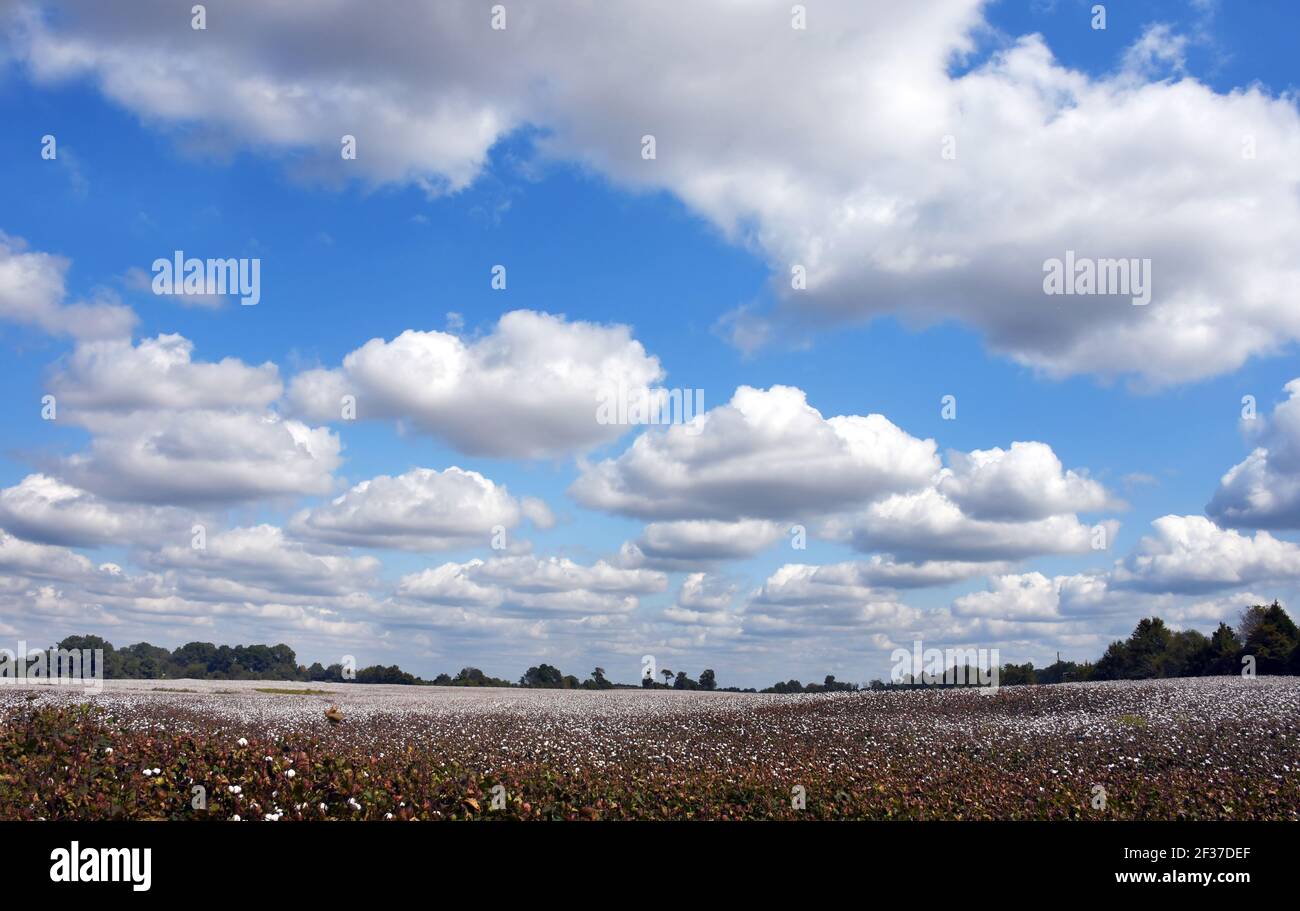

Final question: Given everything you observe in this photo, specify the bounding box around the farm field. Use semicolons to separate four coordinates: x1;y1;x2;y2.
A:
2;677;1298;821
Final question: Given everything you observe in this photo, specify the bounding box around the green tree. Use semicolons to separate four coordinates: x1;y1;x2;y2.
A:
57;635;115;678
1000;662;1037;686
455;667;489;686
1127;618;1173;677
121;643;175;679
1240;602;1298;674
1166;629;1210;677
584;666;615;689
1204;623;1242;675
520;664;565;688
1093;640;1130;680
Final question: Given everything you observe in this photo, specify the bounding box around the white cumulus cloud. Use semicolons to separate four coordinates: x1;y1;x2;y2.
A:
289;466;552;552
1208;379;1300;529
11;3;1300;383
0;232;135;339
571;385;939;521
288;310;663;458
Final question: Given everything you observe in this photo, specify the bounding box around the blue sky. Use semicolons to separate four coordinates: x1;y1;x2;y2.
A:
0;0;1298;688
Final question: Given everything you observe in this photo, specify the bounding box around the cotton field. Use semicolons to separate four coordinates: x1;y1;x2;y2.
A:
2;677;1297;820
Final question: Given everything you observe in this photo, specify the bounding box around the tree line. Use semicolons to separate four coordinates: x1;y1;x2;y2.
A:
43;601;1300;693
870;601;1300;690
46;636;731;690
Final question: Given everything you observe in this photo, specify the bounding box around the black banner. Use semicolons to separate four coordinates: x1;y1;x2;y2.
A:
0;821;1281;897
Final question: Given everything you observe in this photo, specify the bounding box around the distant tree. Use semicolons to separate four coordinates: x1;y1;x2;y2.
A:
121;642;175;679
442;667;510;687
57;634;114;653
212;645;236;677
661;669;673;688
172;641;218;672
1128;618;1173;678
1240;602;1299;674
1094;618;1173;680
1036;659;1083;685
520;664;566;688
355;664;419;685
583;667;615;690
455;667;492;686
1166;629;1210;677
57;635;114;678
1000;662;1037;686
1090;640;1129;681
818;674;858;692
1204;623;1243;675
698;669;717;690
1239;605;1266;644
